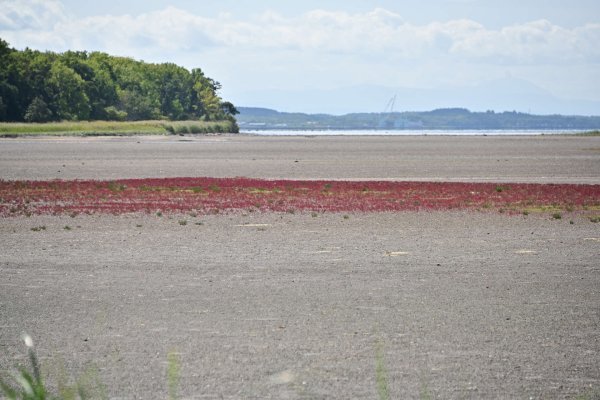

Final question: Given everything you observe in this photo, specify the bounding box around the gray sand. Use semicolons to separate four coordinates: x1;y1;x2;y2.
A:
1;134;599;183
1;135;599;399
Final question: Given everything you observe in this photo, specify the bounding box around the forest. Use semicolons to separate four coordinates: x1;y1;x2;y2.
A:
0;39;238;123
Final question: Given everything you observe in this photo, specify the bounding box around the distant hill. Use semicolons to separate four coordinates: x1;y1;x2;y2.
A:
237;107;600;130
232;78;600;116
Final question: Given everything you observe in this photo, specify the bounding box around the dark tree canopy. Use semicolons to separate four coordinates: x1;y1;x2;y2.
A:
0;39;237;122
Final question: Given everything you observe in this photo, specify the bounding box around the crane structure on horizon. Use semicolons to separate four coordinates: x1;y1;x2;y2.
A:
378;94;398;129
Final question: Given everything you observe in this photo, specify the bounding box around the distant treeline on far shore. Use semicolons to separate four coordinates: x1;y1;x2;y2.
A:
238;107;600;130
0;39;238;124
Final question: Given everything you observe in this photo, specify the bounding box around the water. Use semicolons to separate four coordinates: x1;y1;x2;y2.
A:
242;129;588;136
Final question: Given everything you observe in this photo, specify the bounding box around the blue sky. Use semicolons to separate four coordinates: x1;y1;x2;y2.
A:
1;0;599;114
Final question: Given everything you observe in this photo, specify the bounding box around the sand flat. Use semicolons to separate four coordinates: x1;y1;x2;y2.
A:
1;135;599;399
0;134;599;183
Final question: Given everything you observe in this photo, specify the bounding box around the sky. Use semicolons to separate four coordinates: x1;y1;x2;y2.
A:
1;0;599;114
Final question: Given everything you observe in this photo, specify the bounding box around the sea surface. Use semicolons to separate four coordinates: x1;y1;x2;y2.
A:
242;129;588;136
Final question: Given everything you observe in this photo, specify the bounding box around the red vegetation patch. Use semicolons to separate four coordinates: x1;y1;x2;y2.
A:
1;177;599;216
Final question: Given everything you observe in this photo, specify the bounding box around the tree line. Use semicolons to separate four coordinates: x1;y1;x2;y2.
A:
0;39;238;123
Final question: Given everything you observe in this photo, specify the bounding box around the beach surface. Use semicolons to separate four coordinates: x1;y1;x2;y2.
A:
1;135;599;399
0;134;599;183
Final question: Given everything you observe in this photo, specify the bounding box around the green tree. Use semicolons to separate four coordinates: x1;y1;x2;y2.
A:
48;61;90;120
0;96;6;120
191;68;223;120
0;38;238;123
157;63;192;120
24;96;52;122
0;40;22;121
220;101;239;117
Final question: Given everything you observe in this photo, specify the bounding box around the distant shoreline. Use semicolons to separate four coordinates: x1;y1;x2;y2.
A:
241;129;600;136
237;106;600;131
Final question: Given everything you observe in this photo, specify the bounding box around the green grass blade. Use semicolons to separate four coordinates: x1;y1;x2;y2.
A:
375;339;390;400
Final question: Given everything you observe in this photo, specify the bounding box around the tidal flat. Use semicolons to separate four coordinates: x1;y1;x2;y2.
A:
1;135;599;399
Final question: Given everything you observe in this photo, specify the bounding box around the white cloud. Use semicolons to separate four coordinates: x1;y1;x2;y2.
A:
450;20;600;63
1;0;599;107
1;1;598;65
0;0;67;30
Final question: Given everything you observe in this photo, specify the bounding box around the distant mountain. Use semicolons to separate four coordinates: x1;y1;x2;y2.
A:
233;78;600;116
237;107;600;130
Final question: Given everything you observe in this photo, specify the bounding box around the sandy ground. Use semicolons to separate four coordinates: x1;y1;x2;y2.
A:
0;134;599;183
1;135;599;399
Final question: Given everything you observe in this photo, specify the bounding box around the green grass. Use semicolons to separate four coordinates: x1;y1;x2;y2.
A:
162;120;238;135
0;120;238;137
4;334;598;399
575;390;600;400
167;352;181;400
1;335;48;400
374;339;390;400
574;130;600;136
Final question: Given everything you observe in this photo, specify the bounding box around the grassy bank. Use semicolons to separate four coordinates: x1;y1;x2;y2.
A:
574;130;600;136
0;120;238;137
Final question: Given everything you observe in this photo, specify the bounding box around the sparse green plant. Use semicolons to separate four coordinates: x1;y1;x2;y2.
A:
522;210;529;216
343;214;350;220
552;212;562;220
194;222;204;226
374;339;390;400
156;211;163;217
166;352;181;400
55;363;107;400
574;388;600;400
135;224;143;228
178;220;187;226
63;226;71;231
30;226;46;232
107;182;125;192
209;185;221;192
0;334;48;400
420;379;432;400
590;216;600;223
311;212;318;218
189;212;197;218
570;220;574;224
